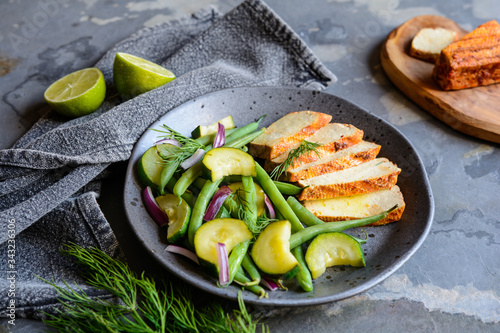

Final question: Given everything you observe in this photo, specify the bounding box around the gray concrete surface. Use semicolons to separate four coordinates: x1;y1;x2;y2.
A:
1;0;499;332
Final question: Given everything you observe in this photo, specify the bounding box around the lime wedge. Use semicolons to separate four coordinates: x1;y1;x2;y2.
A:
113;52;175;100
43;67;106;118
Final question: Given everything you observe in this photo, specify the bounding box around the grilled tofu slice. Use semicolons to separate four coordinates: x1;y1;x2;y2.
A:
284;141;381;182
297;158;401;201
249;111;331;160
302;185;405;226
264;123;363;172
433;20;500;90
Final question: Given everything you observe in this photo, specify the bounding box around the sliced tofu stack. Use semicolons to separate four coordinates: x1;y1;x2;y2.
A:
285;141;381;182
249;111;331;160
249;110;405;225
297;158;401;201
264;123;363;172
302;185;405;226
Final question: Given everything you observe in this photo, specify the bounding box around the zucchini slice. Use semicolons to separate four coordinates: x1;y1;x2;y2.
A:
194;218;252;267
202;147;256;182
155;194;191;244
136;143;176;190
251;220;298;275
305;232;365;279
191;115;235;139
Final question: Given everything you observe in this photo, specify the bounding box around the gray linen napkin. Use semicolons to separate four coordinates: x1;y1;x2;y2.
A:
0;0;336;319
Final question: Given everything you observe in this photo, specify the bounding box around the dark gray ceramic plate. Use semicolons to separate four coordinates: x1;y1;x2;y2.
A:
123;87;434;307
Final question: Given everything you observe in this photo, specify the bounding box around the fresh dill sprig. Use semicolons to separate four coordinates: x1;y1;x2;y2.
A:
153;124;205;164
253;215;276;235
232;189;274;235
40;243;267;333
270;140;321;180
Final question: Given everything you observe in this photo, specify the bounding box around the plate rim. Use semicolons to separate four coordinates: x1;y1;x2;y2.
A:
123;86;435;306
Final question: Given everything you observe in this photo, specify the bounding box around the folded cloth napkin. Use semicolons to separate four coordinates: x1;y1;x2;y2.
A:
0;0;336;319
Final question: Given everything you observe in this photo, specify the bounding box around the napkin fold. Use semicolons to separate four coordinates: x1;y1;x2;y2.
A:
0;0;336;319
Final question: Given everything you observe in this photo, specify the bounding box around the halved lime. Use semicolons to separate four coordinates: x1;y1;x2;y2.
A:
113;52;175;100
43;67;106;118
305;232;365;279
155;194;191;244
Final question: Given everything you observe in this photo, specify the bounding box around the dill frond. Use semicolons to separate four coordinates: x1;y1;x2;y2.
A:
41;243;267;333
153;125;205;164
270;140;321;180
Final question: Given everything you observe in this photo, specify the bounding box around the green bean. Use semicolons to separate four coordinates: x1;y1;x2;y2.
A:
223;128;265;149
195;127;238;146
173;162;202;197
282;264;300;280
287;196;324;226
255;163;303;232
288;196;367;244
289;206;398;249
241;175;257;224
187;178;223;247
164;175;196;207
241;253;260;286
158;160;180;195
292;246;313;291
234;269;268;298
254;162;312;291
274;181;303;196
228;240;250;285
223;115;265;145
192;177;207;191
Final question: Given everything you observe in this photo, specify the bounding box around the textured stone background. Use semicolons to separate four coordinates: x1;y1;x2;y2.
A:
0;0;499;332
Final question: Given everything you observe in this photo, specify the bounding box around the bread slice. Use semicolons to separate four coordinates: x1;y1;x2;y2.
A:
302;185;405;226
285;141;381;182
433;20;500;90
249;111;331;160
264;123;363;172
410;27;457;63
297;158;401;201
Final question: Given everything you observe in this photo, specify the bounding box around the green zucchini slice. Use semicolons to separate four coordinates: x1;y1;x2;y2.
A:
155;194;191;244
305;232;365;279
251;220;298;276
202;147;256;182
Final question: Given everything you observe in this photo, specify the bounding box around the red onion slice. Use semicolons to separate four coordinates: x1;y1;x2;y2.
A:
203;186;233;221
180;149;205;170
261;276;279;291
165;245;200;265
154;139;181;147
212;122;225;148
264;193;276;219
142;186;169;227
216;242;229;286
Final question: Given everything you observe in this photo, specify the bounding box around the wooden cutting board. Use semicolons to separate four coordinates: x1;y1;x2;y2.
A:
380;15;500;144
